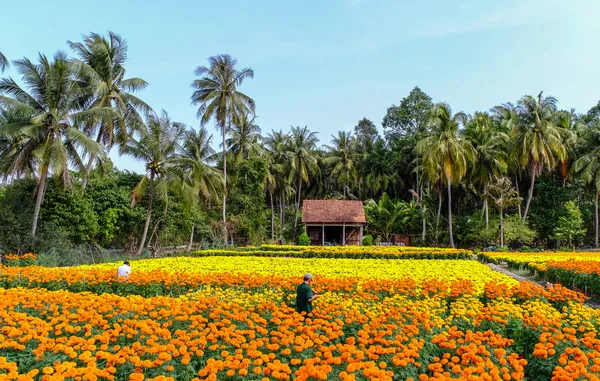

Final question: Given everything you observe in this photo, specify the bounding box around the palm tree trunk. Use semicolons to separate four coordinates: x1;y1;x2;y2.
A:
82;130;103;190
222;126;228;245
422;210;426;241
436;189;443;228
81;156;95;190
137;174;154;256
187;225;195;253
415;172;419;201
148;218;162;256
523;173;536;221
499;207;504;247
294;176;302;229
279;194;285;237
515;175;522;219
483;184;489;229
270;191;275;241
447;180;454;248
560;161;568;187
595;191;599;248
31;166;49;237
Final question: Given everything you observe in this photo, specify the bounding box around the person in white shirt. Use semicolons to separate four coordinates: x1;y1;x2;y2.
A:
117;261;131;279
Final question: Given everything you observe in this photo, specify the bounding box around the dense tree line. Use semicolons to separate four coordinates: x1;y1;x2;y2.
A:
1;32;600;253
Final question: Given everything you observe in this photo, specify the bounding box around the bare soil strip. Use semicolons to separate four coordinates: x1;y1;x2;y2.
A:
484;262;534;283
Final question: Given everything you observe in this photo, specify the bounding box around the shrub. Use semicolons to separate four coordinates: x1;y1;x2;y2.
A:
552;200;586;249
503;215;536;247
298;232;311;246
362;234;374;246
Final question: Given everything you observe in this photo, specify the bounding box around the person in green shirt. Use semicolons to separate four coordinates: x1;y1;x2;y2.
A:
296;273;318;314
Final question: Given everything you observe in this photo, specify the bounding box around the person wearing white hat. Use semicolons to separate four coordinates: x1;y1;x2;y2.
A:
296;273;318;314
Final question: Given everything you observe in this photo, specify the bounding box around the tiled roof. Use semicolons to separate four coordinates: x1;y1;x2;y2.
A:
302;200;366;224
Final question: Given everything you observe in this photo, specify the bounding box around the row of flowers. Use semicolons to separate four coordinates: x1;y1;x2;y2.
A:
0;262;516;299
0;264;584;308
257;245;469;253
477;251;600;299
1;252;37;267
78;257;514;292
0;280;595;381
477;251;600;271
538;260;600;297
193;246;473;260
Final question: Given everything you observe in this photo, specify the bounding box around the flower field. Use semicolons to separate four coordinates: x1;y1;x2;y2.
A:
1;254;600;380
537;260;600;298
477;251;600;273
193;246;472;260
3;252;37;267
1;258;512;297
477;251;600;296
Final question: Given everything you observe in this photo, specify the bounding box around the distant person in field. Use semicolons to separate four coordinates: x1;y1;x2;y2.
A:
296;273;318;314
117;261;131;279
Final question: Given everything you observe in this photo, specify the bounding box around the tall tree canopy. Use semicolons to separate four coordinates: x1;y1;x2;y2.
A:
123;110;186;255
68;31;151;189
4;31;600;251
0;52;110;236
191;54;255;244
382;86;433;141
0;51;8;73
416;103;474;248
510;92;568;220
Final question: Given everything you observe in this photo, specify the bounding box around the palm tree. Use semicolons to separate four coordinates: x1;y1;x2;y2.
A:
510;92;567;221
0;52;110;237
416;103;474;248
227;113;262;163
0;107;36;180
364;139;397;198
173;127;223;250
264;157;278;241
491;102;523;217
573;123;600;247
364;193;412;242
324;131;357;199
176;127;223;203
0;51;8;73
554;109;581;186
413;155;446;241
123;110;186;255
287;126;319;229
264;130;290;238
69;31;151;189
464;112;507;228
491;102;518;134
191;54;255;244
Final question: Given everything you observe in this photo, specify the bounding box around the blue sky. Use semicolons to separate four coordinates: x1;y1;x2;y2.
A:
2;0;599;173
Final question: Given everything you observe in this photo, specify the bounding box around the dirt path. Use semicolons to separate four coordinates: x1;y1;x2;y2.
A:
484;263;536;283
486;263;531;282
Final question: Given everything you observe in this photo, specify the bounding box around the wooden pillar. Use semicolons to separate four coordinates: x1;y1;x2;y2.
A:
322;223;325;246
360;224;363;245
342;223;346;246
